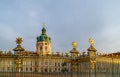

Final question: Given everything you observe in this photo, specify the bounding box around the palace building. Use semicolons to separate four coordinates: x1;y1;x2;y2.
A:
0;27;120;77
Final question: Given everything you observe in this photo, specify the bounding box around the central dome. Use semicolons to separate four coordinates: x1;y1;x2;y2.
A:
37;27;51;43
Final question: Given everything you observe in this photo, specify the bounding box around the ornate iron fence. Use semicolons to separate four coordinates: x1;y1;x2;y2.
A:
0;55;120;77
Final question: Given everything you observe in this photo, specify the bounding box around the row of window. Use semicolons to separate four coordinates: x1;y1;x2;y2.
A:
22;61;63;66
0;67;63;72
40;46;48;51
0;61;13;64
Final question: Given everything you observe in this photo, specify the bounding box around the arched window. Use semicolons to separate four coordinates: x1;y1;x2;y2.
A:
45;60;48;65
40;46;42;51
45;68;48;72
45;43;47;45
45;46;47;51
26;67;28;71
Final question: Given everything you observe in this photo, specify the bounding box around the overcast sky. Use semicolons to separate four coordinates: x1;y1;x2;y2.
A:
0;0;120;53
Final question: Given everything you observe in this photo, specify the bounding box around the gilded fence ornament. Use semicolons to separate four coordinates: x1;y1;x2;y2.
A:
89;38;94;46
16;37;23;45
72;42;77;48
90;57;96;70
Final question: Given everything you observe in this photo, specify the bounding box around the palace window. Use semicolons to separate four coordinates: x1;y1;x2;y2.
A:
41;68;43;72
11;67;13;71
49;61;52;65
10;61;12;65
58;68;60;71
49;68;52;72
45;68;48;72
45;60;48;65
21;68;23;71
55;63;57;66
58;63;60;66
3;67;4;71
30;68;32;71
30;61;32;66
55;68;57;71
7;67;10;71
41;62;44;65
26;67;28;71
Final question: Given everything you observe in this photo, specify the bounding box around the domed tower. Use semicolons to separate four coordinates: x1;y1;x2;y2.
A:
36;27;51;55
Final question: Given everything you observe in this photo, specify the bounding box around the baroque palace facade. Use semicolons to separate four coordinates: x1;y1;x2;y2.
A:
0;27;120;77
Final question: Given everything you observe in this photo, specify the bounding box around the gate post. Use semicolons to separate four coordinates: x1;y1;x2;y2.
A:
87;38;97;77
13;37;25;77
70;42;79;77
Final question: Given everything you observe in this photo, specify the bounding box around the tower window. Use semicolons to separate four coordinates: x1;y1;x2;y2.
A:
45;47;47;51
45;43;47;45
40;43;43;46
40;46;42;51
